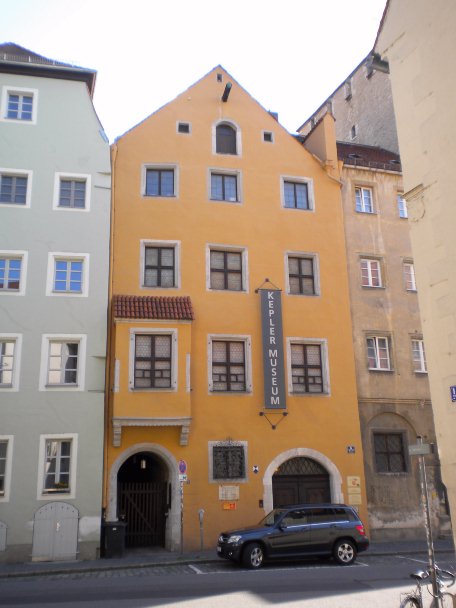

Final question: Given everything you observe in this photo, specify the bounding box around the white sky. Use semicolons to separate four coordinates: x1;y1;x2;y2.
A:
2;0;386;142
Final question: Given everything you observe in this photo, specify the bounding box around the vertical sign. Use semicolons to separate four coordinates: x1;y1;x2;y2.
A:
260;289;286;409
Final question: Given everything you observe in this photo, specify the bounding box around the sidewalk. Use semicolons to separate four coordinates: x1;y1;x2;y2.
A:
0;538;454;579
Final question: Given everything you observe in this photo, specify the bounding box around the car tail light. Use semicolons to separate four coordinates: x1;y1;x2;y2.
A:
355;524;366;536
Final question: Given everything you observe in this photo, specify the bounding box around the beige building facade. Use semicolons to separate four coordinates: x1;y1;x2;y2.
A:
375;0;456;549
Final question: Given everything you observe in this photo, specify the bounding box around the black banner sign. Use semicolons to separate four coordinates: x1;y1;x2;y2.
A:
260;289;286;410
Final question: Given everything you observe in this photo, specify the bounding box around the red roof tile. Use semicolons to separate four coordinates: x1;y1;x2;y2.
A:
337;142;402;172
113;295;194;321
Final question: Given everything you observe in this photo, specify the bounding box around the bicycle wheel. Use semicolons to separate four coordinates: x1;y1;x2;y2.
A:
430;593;455;608
400;595;420;607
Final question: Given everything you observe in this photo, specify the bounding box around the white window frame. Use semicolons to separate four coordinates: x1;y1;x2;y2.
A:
208;440;248;483
207;334;252;394
1;86;38;124
412;339;427;373
397;193;408;218
404;261;417;291
0;436;14;502
46;252;89;297
367;335;392;371
208;168;242;204
37;433;78;500
285;251;320;296
39;334;87;391
0;250;28;296
286;337;330;396
212;119;242;157
360;258;383;288
141;164;179;199
140;239;180;290
355;186;374;213
0;333;22;391
53;173;91;212
206;244;249;292
280;175;315;211
129;328;178;392
0;168;32;207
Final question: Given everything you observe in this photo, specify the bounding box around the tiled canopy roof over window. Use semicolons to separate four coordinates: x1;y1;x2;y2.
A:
336;142;402;172
113;295;194;320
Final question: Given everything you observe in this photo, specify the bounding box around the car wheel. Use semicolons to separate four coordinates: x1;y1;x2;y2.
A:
242;542;264;569
333;539;357;565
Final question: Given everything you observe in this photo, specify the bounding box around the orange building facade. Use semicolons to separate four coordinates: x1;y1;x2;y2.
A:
105;67;368;552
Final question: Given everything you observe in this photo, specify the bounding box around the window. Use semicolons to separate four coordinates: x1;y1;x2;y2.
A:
374;432;407;473
287;255;317;295
0;339;16;388
43;439;72;493
404;262;416;291
211;340;246;391
0;256;22;291
350;125;357;140
210;250;243;291
361;258;382;288
0;437;13;501
290;343;323;393
210;172;238;202
1;87;38;124
367;336;391;370
37;434;77;498
133;333;173;389
344;80;352;100
212;444;246;480
216;123;237;154
412;339;427;373
263;131;274;143
144;246;175;288
177;122;190;134
54;259;83;293
145;168;175;197
47;254;88;297
53;173;90;211
58;179;86;209
397;193;408;218
47;342;79;385
0;172;28;205
284;180;310;210
40;335;86;390
355;187;374;213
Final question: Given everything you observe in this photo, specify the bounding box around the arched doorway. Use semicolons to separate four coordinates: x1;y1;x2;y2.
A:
272;457;330;507
117;451;170;548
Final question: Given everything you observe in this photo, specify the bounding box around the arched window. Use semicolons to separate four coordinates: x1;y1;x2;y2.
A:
216;123;237;155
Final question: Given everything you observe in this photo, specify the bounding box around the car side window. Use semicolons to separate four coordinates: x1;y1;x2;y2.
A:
282;509;309;526
309;508;335;523
333;507;351;522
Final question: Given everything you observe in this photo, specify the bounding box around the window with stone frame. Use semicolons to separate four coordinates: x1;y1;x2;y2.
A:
290;343;323;393
145;168;175;197
43;438;72;493
0;440;8;496
0;172;28;205
211;340;246;391
361;258;382;288
355;186;374;213
210;250;243;291
288;255;316;295
212;444;246;480
210;172;238;202
215;123;237;155
134;334;172;389
373;432;407;473
144;246;175;288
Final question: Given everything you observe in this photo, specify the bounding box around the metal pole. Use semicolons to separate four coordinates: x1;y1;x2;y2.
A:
417;436;440;606
180;480;184;554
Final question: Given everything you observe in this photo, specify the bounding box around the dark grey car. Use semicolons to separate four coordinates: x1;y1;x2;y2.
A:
217;503;369;569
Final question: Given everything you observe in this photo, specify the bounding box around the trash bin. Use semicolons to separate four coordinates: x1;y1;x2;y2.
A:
103;521;127;558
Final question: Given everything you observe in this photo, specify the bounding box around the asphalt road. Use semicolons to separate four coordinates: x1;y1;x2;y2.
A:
1;553;455;608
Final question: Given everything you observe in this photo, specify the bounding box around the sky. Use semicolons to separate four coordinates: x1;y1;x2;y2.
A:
2;0;387;142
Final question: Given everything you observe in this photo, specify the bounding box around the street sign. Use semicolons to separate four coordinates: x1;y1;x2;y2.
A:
408;443;431;456
179;474;188;482
178;459;187;475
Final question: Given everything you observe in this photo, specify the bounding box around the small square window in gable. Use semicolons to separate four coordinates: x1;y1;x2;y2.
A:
263;131;274;143
177;122;190;134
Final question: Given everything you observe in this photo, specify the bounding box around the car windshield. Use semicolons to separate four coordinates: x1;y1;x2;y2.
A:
259;509;287;526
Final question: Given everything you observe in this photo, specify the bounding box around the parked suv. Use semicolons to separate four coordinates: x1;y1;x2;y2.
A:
217;503;369;569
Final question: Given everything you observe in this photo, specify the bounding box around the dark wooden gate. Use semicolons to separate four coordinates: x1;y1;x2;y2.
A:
272;457;330;507
118;481;167;547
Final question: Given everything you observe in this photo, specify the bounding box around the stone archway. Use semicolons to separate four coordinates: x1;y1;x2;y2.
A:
107;443;180;551
263;447;343;513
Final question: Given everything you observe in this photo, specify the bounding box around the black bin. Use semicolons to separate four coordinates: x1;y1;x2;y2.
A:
103;521;127;558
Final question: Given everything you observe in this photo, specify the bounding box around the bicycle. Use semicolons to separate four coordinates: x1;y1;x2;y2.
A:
400;564;456;607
